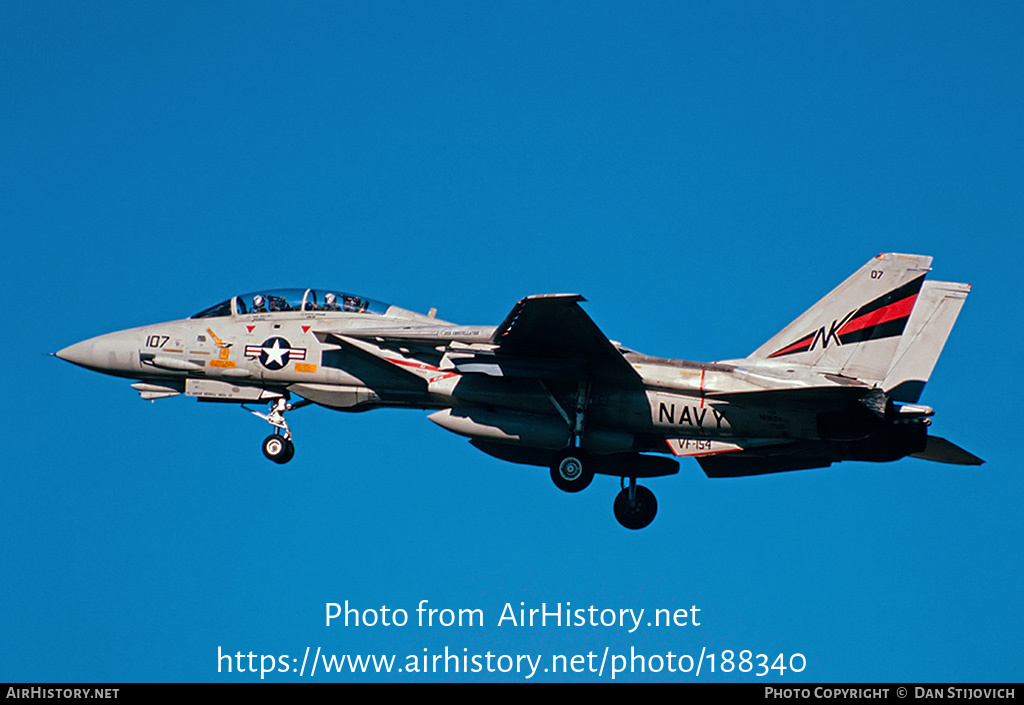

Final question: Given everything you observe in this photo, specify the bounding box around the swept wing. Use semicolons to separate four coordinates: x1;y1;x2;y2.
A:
491;294;642;387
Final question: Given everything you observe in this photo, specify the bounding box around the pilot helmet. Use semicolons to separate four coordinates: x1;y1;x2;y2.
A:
253;295;265;308
325;292;336;305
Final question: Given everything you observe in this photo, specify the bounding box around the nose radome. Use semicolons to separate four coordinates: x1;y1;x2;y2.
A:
55;332;137;374
55;339;98;368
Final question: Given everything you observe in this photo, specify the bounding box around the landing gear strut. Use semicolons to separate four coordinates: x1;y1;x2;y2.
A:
543;379;658;528
614;477;657;530
247;396;305;465
547;379;596;492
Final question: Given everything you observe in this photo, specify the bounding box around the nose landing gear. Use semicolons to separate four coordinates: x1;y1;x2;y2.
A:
247;396;309;465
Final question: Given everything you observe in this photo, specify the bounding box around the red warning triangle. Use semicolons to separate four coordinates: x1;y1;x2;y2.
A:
302;326;311;334
246;325;256;333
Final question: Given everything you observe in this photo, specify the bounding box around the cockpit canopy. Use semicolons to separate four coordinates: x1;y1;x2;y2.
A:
191;289;391;319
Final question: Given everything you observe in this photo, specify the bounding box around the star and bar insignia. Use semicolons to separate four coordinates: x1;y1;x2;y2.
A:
244;337;307;370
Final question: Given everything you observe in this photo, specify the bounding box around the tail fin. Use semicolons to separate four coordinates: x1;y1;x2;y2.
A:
881;280;971;402
747;253;933;384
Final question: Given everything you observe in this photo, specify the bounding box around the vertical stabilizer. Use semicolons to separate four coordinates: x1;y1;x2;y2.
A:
747;253;933;384
882;280;970;402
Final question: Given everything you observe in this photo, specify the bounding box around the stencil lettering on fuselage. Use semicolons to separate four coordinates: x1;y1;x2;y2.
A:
657;402;728;432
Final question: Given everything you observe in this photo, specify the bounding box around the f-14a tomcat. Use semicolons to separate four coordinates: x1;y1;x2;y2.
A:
56;253;982;529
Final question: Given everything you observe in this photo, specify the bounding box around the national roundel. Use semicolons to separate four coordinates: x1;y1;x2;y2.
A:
244;337;307;370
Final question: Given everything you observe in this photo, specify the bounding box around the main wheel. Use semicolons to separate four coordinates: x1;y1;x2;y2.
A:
550;448;594;493
613;485;657;530
262;434;294;464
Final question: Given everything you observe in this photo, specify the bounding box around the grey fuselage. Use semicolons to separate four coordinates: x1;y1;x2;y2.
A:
56;291;883;462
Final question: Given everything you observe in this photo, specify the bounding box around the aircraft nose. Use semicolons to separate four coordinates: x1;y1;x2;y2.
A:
55;333;137;373
55;339;98;368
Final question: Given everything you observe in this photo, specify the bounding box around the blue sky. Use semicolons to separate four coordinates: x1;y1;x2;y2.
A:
2;2;1020;682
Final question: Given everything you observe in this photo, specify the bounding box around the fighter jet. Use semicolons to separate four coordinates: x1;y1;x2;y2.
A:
55;253;982;529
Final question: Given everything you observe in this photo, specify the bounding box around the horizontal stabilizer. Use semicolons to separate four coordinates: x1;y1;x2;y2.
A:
912;436;984;465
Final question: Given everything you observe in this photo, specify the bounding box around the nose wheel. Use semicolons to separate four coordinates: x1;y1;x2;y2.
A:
246;396;310;465
262;433;295;464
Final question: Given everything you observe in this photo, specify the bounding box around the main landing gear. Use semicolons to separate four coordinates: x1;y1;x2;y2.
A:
550;448;594;492
545;380;658;529
549;450;658;530
613;477;657;531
